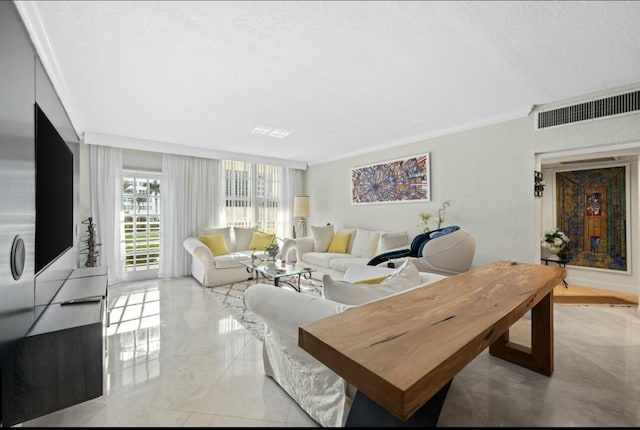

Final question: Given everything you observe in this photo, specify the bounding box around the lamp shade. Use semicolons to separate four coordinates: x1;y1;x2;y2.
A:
293;195;310;218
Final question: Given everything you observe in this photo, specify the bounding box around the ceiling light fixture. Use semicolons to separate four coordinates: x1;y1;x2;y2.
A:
268;129;291;139
252;126;291;139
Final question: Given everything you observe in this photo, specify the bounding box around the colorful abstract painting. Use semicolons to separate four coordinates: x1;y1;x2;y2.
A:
351;154;430;204
555;165;628;272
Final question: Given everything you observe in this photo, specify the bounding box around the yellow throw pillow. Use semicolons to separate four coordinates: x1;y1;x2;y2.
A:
248;231;276;250
358;275;391;284
327;233;351;253
199;233;230;256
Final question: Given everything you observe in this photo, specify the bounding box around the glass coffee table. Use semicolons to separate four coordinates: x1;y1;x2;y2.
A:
241;260;315;292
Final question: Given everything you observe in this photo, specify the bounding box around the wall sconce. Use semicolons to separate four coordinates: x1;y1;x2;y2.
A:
534;171;545;197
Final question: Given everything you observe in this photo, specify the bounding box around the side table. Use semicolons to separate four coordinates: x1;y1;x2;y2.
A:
541;257;569;287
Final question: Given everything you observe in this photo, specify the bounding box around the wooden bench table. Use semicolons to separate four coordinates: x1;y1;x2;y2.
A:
298;261;565;427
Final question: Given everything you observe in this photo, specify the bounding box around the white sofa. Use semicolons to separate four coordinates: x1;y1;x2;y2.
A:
279;224;411;280
280;224;476;280
244;262;447;427
183;226;270;287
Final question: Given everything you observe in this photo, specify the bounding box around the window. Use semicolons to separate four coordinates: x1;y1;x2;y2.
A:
224;160;279;232
122;173;160;273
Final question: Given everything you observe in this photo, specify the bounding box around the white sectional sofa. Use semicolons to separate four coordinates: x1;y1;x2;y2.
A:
279;224;411;280
183;226;271;287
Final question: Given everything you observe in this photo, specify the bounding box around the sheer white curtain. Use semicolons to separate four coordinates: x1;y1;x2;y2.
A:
89;144;126;284
277;167;303;239
159;154;222;278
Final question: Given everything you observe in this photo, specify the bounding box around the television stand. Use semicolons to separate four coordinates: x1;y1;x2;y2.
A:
1;266;108;427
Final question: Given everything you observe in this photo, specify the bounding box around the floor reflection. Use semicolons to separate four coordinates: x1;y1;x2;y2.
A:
107;286;162;392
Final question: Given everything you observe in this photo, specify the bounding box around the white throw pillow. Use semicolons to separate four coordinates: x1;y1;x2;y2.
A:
351;229;381;257
379;231;409;253
311;224;335;252
199;227;232;252
379;259;421;290
234;226;258;251
337;227;356;254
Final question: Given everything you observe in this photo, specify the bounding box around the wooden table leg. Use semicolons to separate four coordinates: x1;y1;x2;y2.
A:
489;291;554;376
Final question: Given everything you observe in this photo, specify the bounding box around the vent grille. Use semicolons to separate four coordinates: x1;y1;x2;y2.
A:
537;90;640;129
559;157;617;165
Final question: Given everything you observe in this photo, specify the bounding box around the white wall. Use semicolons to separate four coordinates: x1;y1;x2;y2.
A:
309;116;535;268
122;148;162;172
307;85;640;296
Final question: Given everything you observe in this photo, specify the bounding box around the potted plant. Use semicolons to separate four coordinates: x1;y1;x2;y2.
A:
541;227;570;260
265;243;279;261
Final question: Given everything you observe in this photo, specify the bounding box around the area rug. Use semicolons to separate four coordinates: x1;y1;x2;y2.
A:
208;277;323;340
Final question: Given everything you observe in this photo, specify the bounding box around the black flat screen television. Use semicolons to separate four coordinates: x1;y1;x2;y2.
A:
35;103;73;274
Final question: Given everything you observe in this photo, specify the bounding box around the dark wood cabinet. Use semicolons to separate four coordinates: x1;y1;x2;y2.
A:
2;267;108;427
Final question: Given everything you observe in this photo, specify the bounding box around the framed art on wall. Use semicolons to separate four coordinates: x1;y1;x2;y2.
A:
351;153;430;205
555;164;630;273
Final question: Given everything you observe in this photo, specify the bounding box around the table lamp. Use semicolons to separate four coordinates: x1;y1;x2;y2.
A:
293;195;310;238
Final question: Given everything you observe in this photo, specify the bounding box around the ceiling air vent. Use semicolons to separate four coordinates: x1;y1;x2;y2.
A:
537;90;640;129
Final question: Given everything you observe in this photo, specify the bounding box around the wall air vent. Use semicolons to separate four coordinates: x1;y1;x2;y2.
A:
537;90;640;129
559;157;617;165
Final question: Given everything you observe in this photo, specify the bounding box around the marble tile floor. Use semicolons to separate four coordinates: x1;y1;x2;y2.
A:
21;276;640;427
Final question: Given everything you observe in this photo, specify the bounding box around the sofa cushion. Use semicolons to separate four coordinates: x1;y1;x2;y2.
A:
311;224;334;252
327;233;351;253
234;226;258;251
199;226;232;251
213;251;252;269
248;231;276;251
301;252;346;268
328;257;371;273
199;233;231;256
351;229;381;257
379;231;409;253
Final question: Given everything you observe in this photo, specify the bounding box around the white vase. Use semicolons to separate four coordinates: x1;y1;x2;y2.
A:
546;245;564;261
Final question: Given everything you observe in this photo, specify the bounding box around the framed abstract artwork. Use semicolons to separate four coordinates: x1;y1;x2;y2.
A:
351;153;430;205
555;164;630;273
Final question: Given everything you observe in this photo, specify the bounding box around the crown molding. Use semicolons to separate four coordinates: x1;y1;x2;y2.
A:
309;108;530;166
83;132;308;171
14;0;83;137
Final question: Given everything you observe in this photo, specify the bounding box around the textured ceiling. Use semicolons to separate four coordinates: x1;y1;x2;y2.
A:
22;1;640;166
